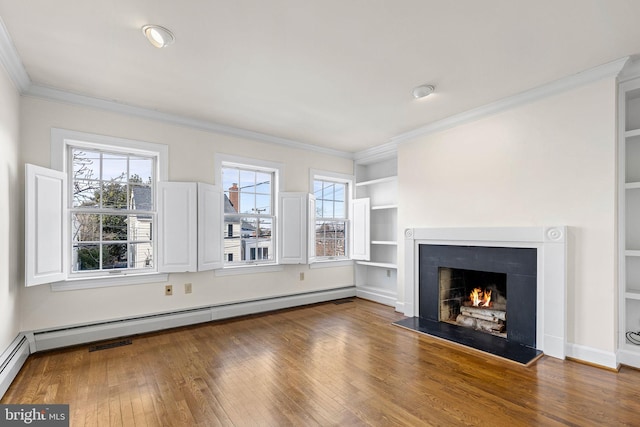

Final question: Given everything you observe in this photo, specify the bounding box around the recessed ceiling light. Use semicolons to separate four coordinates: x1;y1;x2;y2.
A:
412;84;435;99
142;25;175;48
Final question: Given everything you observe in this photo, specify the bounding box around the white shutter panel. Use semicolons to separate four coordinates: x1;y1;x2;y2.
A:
157;182;197;272
351;197;370;261
197;183;224;271
25;164;67;286
279;192;308;264
307;194;316;263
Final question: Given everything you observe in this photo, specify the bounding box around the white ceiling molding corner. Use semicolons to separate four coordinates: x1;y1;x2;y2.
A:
0;15;29;92
353;140;398;165
391;56;630;146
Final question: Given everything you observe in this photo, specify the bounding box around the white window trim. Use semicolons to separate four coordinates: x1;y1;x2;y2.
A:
49;128;169;291
216;153;284;273
310;169;354;265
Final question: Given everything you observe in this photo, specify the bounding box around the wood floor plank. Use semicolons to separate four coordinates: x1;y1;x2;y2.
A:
3;298;640;426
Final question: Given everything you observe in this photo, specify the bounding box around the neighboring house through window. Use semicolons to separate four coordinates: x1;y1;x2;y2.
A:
220;156;280;266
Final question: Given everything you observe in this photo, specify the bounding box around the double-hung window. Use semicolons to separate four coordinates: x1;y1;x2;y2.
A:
34;128;169;289
221;160;278;266
312;173;352;261
70;147;156;275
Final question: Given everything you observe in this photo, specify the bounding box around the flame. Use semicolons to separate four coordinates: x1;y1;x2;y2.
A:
470;287;492;307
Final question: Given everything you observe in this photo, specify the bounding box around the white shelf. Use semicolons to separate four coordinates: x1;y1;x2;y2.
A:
356;261;397;269
626;250;640;257
626;289;640;300
355;176;397;187
625;182;640;189
626;129;640;138
371;240;397;246
371;204;398;210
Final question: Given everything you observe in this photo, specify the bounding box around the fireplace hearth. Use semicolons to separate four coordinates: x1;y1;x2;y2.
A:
398;227;568;363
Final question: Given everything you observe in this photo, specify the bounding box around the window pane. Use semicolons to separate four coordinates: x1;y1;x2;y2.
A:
255;194;271;215
72;149;100;180
322;182;335;201
334;201;345;218
130;185;153;210
239;192;255;214
239;170;256;189
257;217;272;239
334;183;345;202
101;182;127;209
73;244;100;271
322;200;334;218
130;242;153;269
102;214;128;241
73;179;100;208
313;180;323;198
102;243;128;269
72;213;100;242
129;156;153;184
222;168;239;192
129;214;152;241
255;172;271;194
102;153;127;181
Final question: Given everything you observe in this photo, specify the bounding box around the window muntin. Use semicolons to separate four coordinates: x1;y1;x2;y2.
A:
70;147;156;275
222;165;275;265
314;179;348;259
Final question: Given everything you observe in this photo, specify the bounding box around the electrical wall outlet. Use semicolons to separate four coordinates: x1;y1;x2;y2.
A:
165;285;173;296
184;283;192;294
299;272;304;281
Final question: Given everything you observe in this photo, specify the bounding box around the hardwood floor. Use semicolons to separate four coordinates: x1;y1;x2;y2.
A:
3;298;640;426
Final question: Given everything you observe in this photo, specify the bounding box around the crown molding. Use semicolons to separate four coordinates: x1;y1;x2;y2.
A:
25;84;353;159
390;56;630;146
0;17;30;92
353;140;398;164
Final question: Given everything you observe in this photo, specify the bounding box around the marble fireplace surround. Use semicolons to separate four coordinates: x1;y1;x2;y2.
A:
403;227;567;360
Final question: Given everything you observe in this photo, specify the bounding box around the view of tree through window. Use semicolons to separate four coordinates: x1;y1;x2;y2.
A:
71;148;155;273
314;179;347;258
222;165;274;264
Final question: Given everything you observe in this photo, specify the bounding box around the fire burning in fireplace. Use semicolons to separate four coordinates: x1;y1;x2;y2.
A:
470;287;492;307
438;267;507;338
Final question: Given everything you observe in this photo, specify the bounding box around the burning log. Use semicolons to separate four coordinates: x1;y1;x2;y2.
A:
460;306;506;322
455;314;505;333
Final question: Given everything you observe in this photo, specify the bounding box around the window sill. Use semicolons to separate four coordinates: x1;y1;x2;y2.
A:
310;259;354;269
51;272;169;292
215;264;284;277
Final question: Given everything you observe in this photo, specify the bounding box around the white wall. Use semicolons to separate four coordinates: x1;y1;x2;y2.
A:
0;64;21;350
398;78;618;354
19;97;354;331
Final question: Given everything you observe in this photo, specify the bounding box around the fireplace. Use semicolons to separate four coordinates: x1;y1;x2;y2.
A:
439;267;507;337
399;227;567;363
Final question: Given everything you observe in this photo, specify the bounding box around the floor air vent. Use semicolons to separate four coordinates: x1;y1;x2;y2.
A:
333;299;354;305
89;339;132;352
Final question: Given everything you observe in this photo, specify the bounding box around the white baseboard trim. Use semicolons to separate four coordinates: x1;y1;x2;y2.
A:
356;286;397;307
31;287;356;353
0;334;31;399
565;343;618;370
394;301;405;313
617;347;640;369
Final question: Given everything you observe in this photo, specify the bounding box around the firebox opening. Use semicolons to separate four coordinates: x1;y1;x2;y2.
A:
439;267;507;338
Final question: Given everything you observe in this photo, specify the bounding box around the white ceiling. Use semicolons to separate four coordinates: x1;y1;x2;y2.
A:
2;0;640;154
